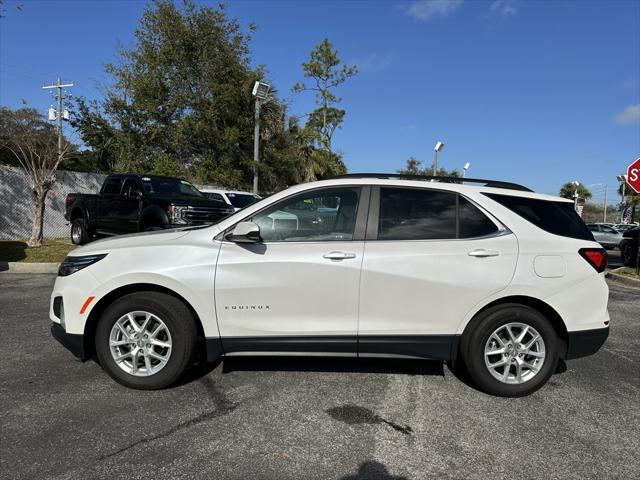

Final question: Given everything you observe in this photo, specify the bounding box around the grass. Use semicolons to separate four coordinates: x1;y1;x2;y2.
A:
615;267;640;278
0;238;75;263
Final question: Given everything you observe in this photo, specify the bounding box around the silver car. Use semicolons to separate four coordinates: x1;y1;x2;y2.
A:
586;223;623;250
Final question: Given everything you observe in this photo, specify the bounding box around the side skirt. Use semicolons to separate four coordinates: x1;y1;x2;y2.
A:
358;335;458;362
205;335;459;362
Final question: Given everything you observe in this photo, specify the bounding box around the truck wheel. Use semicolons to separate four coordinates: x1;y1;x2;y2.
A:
95;292;197;390
460;304;559;397
621;243;637;267
71;218;90;245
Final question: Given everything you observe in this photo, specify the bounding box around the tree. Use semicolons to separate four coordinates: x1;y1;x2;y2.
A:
559;182;592;201
72;0;289;190
397;156;422;175
292;38;357;153
396;156;460;177
0;107;73;246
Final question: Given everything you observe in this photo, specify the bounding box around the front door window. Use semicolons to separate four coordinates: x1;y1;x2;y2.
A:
252;187;361;242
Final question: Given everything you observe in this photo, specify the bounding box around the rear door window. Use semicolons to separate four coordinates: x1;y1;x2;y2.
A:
121;178;140;197
102;177;123;195
378;188;457;240
484;193;594;241
378;188;499;240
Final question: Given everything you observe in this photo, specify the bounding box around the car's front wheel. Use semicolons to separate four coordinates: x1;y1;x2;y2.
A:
95;292;197;390
461;304;559;397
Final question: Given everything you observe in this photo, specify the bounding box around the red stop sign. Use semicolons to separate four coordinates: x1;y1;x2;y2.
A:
627;158;640;193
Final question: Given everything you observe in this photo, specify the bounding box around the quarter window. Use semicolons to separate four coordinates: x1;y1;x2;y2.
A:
484;193;594;241
252;187;361;242
458;196;499;238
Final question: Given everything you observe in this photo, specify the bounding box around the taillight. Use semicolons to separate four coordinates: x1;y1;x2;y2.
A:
578;248;607;273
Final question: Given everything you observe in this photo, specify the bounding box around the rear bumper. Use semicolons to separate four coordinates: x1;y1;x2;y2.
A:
565;327;609;360
51;323;87;361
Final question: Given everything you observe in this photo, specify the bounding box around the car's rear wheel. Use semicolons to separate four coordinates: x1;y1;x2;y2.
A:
70;218;90;245
621;242;637;267
95;292;197;390
461;304;559;397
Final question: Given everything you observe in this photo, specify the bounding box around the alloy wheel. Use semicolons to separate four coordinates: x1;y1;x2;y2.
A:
71;223;82;244
484;322;546;384
109;311;172;377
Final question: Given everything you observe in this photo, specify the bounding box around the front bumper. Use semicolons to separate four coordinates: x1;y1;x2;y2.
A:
51;322;87;361
565;327;609;360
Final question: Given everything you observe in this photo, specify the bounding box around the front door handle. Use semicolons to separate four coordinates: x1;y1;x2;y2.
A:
468;249;500;258
323;251;357;260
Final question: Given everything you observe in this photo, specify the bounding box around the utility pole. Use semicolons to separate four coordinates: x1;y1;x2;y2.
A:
603;184;608;223
43;77;73;161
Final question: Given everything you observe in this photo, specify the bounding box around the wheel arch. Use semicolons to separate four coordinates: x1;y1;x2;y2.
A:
141;205;169;229
459;295;569;358
71;207;85;222
83;283;206;360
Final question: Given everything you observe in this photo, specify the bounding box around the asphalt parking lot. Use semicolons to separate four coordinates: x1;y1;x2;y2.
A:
1;274;638;480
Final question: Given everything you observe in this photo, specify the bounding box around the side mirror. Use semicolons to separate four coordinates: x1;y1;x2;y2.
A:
226;221;261;243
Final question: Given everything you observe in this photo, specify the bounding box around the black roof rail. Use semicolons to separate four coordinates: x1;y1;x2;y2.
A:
328;173;533;192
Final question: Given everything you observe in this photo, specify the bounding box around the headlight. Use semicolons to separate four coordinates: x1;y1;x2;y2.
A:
168;205;188;224
58;254;107;277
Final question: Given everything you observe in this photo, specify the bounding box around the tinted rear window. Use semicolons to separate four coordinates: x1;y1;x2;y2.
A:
484;193;594;241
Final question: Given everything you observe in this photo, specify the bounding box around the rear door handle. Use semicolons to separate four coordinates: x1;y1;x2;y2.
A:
468;249;500;258
323;251;357;260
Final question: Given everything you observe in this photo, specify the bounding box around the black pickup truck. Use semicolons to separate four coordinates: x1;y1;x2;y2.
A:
65;174;235;245
620;227;639;267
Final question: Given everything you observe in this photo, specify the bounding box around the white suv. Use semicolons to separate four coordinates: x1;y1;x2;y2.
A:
50;175;609;397
199;188;260;211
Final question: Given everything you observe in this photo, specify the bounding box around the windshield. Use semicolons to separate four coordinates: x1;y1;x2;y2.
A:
226;193;259;208
141;177;203;197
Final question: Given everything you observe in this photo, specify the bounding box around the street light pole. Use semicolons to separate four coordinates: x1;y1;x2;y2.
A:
252;99;261;194
251;81;270;194
603;184;608;223
432;141;444;176
463;162;470;178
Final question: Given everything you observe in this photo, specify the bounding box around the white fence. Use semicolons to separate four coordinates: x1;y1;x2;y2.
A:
0;165;107;240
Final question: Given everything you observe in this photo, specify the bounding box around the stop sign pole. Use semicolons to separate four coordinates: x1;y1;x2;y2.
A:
627;158;640;274
627;157;640;193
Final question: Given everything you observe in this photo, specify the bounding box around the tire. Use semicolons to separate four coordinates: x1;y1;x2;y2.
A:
621;242;637;267
142;215;164;232
70;217;90;245
460;304;559;397
95;292;198;390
